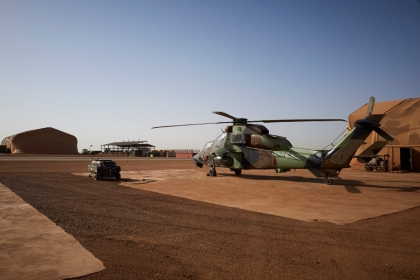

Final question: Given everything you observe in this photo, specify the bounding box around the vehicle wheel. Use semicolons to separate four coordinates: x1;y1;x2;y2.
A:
233;169;242;176
116;173;121;180
364;167;372;172
325;178;333;185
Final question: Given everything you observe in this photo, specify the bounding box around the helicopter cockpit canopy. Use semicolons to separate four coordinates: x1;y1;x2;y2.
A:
214;133;227;148
201;133;228;155
202;141;213;154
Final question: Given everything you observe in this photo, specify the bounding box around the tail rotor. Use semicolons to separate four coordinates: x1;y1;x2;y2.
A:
355;96;393;142
330;96;393;165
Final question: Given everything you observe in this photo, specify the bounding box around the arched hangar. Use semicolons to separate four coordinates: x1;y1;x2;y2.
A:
1;127;78;154
349;97;420;172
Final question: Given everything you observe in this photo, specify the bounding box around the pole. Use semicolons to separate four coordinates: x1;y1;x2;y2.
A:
391;146;394;172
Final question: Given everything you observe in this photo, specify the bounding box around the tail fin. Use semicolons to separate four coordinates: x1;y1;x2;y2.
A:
326;97;394;165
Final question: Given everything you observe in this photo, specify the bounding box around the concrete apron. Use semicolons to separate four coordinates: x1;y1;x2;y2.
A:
0;184;104;280
79;169;420;225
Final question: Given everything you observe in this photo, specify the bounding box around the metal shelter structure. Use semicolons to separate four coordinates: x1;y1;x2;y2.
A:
101;141;155;156
349;97;420;172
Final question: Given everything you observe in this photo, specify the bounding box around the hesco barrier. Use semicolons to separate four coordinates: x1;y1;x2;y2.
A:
176;153;196;159
172;149;200;154
0;145;7;153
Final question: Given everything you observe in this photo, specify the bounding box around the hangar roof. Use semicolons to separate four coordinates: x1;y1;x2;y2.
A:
1;127;78;154
103;141;147;146
348;97;420;146
101;141;155;149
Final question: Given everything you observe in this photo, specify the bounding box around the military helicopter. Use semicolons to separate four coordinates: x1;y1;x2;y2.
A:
152;97;393;184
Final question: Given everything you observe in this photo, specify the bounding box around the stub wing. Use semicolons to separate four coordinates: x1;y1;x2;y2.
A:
354;141;389;163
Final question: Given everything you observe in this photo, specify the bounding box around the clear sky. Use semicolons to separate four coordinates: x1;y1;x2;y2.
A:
1;0;419;152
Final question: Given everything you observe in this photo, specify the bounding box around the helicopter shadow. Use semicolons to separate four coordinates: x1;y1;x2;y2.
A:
221;173;361;185
218;173;420;194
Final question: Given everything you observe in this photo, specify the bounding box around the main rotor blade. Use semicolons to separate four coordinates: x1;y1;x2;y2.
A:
251;119;347;123
152;121;232;129
212;111;239;121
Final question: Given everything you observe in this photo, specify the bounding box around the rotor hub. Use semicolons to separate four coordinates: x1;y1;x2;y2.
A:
234;118;248;124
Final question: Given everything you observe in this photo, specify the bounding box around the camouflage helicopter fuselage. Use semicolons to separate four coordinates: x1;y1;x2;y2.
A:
193;123;340;178
193;113;393;184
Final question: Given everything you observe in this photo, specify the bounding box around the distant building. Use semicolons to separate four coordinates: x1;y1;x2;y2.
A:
101;141;155;156
349;97;420;172
1;127;78;154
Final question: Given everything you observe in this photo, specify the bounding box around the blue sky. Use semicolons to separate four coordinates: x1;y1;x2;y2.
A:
1;0;419;152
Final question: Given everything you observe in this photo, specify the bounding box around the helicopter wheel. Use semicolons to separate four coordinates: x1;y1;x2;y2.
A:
325;177;333;185
232;169;242;176
207;157;217;177
207;167;217;177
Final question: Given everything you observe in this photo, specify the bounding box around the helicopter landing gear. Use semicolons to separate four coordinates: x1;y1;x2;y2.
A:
231;169;242;176
207;157;217;177
324;177;333;185
207;168;217;177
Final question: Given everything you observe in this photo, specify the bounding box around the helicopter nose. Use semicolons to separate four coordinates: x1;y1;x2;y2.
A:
193;153;203;168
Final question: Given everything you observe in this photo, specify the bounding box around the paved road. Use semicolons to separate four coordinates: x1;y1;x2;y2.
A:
0;156;191;161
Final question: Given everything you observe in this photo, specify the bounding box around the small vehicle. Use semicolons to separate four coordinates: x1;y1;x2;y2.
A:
364;154;389;172
88;158;121;180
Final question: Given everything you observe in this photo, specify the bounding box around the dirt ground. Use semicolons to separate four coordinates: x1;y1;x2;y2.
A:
1;157;420;279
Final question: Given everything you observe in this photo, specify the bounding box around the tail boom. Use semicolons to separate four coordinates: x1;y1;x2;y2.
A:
328;113;393;165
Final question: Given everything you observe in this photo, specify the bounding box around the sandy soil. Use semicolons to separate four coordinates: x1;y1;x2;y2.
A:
1;158;420;279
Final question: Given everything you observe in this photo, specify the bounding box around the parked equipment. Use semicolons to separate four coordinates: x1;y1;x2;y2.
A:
364;154;389;172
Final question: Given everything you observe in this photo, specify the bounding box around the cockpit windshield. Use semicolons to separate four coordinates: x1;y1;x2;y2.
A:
214;133;227;148
202;141;213;154
201;133;227;155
